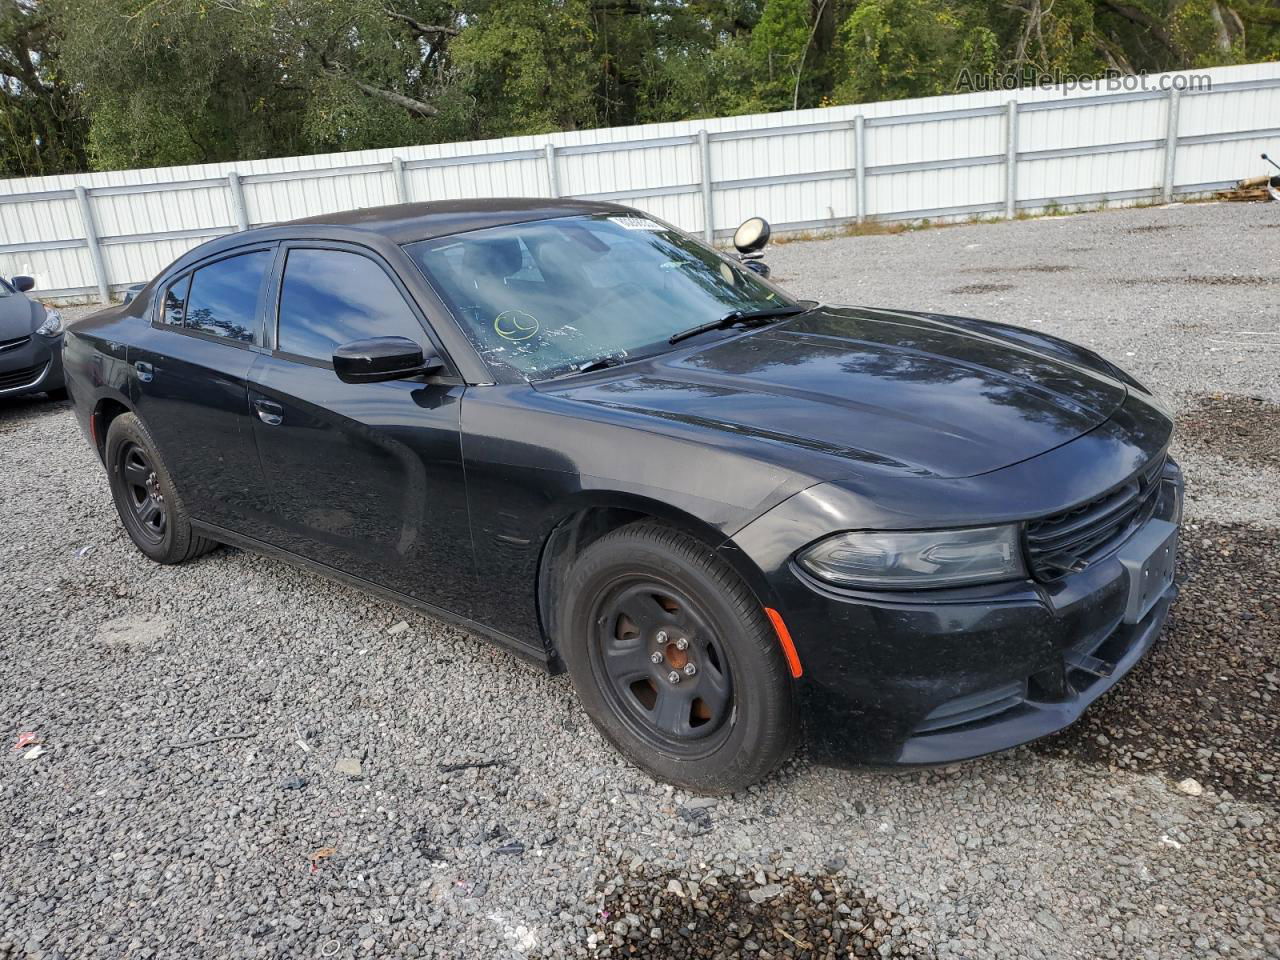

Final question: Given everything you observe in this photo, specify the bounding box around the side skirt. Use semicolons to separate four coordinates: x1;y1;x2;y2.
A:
191;519;554;672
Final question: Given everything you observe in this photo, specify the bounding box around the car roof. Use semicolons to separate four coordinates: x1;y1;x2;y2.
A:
282;197;633;245
152;197;641;294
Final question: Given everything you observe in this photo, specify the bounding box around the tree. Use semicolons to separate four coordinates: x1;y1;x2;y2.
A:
53;0;460;168
54;0;306;168
440;0;598;139
0;0;86;177
834;0;978;103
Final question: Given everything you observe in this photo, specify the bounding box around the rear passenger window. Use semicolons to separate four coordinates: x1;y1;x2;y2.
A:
276;249;425;362
183;251;271;344
161;275;190;325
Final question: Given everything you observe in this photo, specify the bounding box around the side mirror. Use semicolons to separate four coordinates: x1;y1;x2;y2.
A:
733;217;771;256
11;276;35;293
743;260;771;279
333;336;443;384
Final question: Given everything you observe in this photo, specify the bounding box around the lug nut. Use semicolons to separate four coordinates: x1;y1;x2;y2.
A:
656;630;668;644
675;637;689;651
684;662;697;676
649;651;663;664
667;670;681;684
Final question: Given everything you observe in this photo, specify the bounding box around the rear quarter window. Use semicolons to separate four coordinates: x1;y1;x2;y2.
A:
160;275;190;325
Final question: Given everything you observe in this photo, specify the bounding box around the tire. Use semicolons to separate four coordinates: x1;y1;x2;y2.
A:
45;387;68;402
558;522;796;793
105;412;218;564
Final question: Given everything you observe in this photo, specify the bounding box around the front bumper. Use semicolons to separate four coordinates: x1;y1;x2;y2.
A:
892;586;1172;764
0;333;64;397
762;459;1184;767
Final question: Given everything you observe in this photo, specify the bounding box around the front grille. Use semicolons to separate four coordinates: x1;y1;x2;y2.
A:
1025;453;1166;580
0;334;31;353
0;362;46;391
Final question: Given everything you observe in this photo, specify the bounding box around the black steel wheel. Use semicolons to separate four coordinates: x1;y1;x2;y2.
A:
118;441;167;544
590;579;735;758
559;522;797;793
104;412;218;564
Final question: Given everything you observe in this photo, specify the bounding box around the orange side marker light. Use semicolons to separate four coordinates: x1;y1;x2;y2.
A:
764;607;803;679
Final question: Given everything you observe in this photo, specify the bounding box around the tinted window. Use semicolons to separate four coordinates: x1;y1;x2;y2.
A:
161;275;190;325
277;249;425;362
184;251;270;344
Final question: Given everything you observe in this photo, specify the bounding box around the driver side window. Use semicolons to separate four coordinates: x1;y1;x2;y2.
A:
276;249;426;364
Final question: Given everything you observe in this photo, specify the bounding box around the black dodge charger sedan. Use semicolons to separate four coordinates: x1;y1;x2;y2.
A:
63;199;1182;792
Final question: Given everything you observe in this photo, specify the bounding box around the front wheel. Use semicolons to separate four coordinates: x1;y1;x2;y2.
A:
558;522;797;793
104;413;218;564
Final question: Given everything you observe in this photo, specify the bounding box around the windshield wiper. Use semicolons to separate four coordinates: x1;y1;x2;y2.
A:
575;355;626;374
546;354;628;380
667;304;807;345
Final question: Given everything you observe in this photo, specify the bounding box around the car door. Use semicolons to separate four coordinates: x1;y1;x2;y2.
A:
245;242;475;615
128;246;275;531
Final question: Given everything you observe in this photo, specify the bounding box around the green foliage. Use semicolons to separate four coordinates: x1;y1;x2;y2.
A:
0;0;86;177
836;0;973;103
444;0;598;138
1171;0;1249;67
743;0;812;109
2;0;1278;177
53;0;309;169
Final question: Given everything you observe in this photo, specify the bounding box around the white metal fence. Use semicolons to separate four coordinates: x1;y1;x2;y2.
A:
2;62;1278;302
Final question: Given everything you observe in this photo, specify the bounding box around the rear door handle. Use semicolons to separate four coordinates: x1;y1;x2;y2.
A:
134;361;154;383
253;398;283;426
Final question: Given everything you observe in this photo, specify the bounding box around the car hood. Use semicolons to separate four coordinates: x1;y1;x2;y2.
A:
542;305;1127;480
0;293;35;339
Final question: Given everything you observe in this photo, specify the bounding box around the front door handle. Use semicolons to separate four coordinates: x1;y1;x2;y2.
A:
253;398;283;426
134;361;154;383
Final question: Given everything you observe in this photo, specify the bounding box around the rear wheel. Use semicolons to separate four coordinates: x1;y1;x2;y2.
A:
559;522;796;793
105;413;217;564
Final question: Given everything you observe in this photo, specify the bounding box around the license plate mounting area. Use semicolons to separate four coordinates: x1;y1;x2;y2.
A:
1117;519;1178;625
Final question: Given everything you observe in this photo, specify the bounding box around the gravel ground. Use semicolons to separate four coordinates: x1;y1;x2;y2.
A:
2;200;1278;960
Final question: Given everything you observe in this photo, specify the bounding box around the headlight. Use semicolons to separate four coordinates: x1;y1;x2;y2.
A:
36;309;65;337
797;525;1025;589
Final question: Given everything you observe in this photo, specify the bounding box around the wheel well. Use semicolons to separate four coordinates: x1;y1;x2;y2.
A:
537;507;647;668
536;505;750;670
92;398;130;462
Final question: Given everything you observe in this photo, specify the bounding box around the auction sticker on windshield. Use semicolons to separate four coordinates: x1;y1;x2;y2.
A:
609;216;664;231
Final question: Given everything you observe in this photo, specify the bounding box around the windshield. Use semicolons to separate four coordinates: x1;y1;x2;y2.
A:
404;213;793;380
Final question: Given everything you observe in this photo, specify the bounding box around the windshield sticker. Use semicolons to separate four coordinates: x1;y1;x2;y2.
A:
494;310;540;341
609;216;664;231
